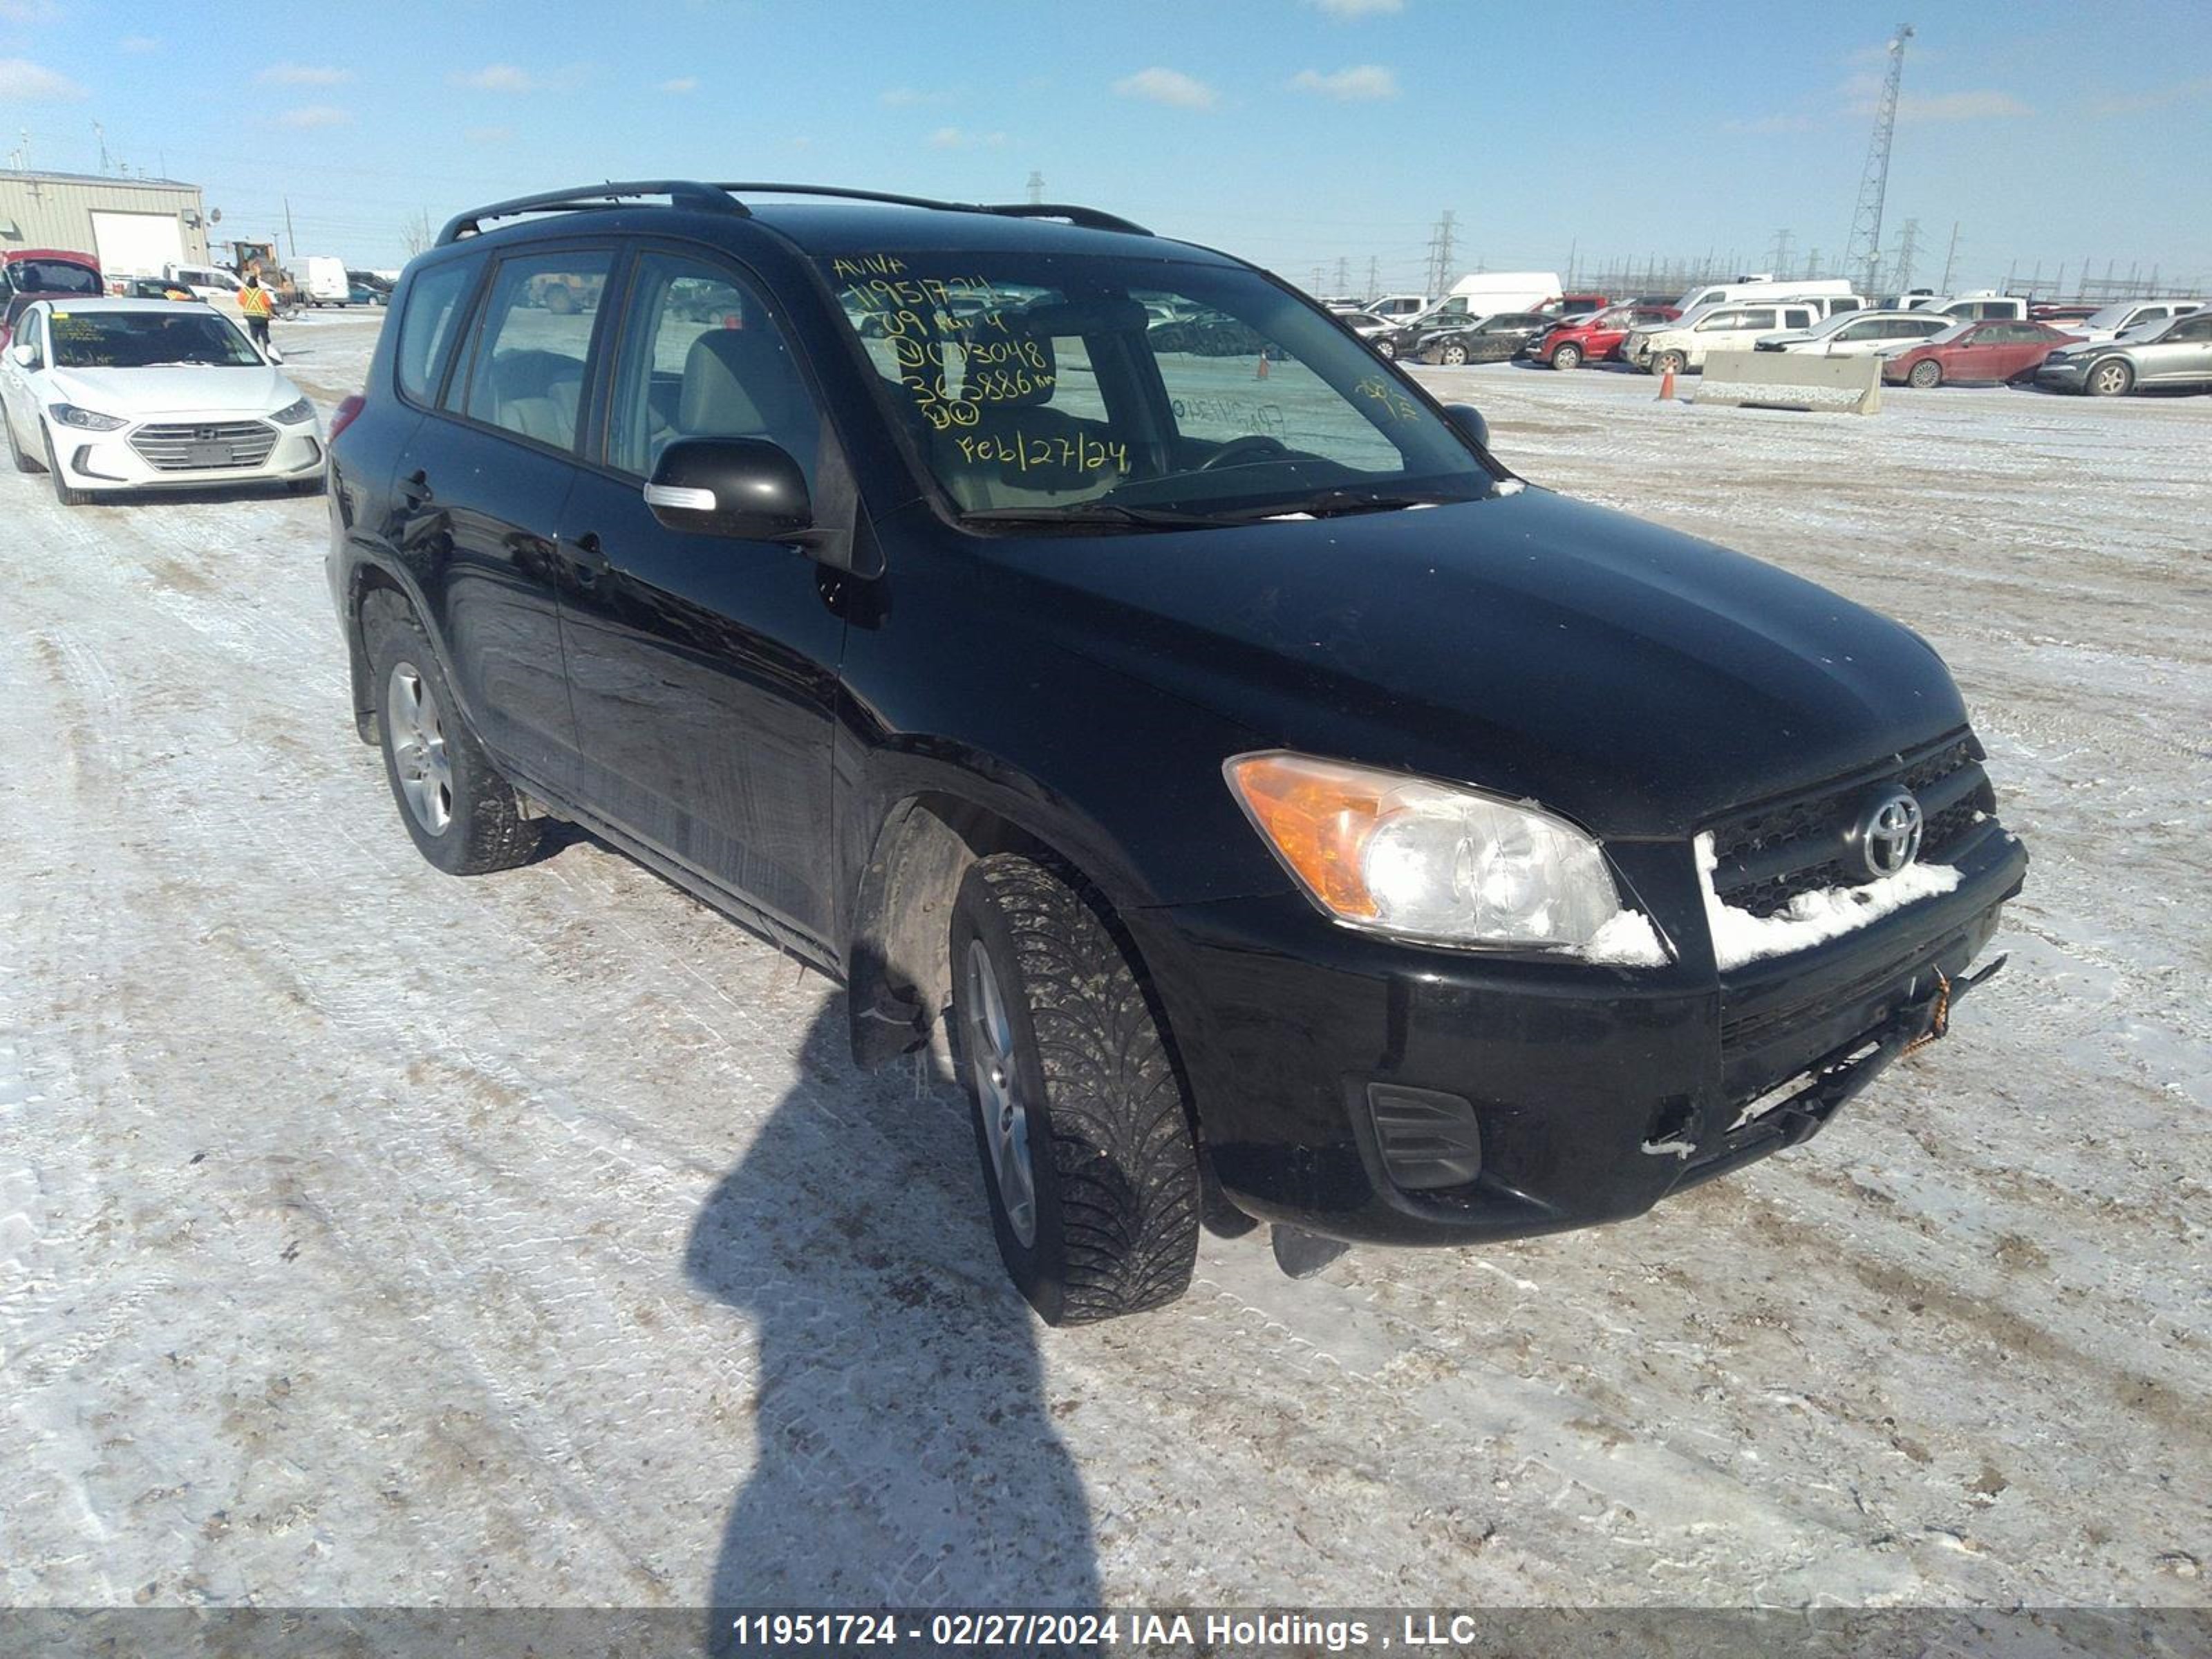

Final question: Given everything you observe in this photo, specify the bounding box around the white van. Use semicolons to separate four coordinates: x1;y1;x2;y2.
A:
1445;270;1564;315
162;262;245;316
1674;276;1856;314
300;255;351;306
1921;292;2029;323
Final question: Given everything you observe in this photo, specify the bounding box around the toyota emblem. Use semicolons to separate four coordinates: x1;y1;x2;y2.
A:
1857;789;1924;879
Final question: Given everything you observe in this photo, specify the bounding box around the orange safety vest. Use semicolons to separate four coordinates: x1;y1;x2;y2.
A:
238;284;273;318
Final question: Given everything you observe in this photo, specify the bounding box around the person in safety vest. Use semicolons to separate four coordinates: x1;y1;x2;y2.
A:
238;268;277;359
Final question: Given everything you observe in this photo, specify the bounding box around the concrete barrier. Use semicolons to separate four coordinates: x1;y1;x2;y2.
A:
1694;348;1882;414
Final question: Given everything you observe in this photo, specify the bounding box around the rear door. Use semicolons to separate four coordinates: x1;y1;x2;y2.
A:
2146;312;2212;383
555;244;850;942
388;243;614;794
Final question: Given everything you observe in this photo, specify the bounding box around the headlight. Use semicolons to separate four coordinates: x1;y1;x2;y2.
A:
48;402;127;431
1225;752;1659;956
271;396;315;425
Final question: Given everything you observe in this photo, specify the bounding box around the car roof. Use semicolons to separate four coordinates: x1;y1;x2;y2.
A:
19;296;202;315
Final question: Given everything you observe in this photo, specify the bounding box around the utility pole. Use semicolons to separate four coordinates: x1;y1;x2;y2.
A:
1845;23;1913;298
283;196;297;260
95;122;109;174
1768;228;1794;276
1425;209;1457;297
1366;255;1380;300
1940;221;1960;293
1891;217;1920;292
1024;170;1043;205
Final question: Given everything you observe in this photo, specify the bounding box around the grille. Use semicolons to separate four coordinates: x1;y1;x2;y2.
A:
1707;734;1993;921
129;420;278;472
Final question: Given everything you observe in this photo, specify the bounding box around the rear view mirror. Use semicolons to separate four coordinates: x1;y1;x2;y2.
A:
644;438;812;540
1441;402;1490;451
8;341;34;370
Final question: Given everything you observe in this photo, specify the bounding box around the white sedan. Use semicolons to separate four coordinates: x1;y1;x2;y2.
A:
0;297;323;505
1751;308;1957;357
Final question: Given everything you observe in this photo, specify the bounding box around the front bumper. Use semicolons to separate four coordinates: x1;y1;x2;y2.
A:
2034;359;2092;390
1127;823;2027;1246
47;415;324;491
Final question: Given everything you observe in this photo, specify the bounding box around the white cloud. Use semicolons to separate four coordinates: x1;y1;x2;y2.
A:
927;126;1009;149
449;63;577;93
2090;75;2212;117
0;1;60;21
1112;66;1218;110
1306;0;1403;16
258;62;351;86
279;104;353;129
465;125;514;145
1895;88;2030;122
659;75;699;94
0;57;85;100
120;35;162;54
1288;64;1398;100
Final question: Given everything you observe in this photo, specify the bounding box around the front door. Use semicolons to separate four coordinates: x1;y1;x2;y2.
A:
556;247;848;944
390;245;613;794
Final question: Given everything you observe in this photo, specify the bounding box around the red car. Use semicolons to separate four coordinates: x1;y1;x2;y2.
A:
0;248;103;349
1526;302;1680;369
1882;319;2081;388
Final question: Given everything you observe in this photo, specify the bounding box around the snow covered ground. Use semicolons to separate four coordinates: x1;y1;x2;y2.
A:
2;315;2206;1636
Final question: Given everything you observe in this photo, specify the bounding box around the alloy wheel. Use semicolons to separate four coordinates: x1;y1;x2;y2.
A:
386;661;453;835
964;938;1038;1247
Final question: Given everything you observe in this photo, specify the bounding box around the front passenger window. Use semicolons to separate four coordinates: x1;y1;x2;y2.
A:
605;252;820;487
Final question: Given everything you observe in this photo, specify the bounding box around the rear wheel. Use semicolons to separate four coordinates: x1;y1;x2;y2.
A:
2087;359;2133;397
1551;342;1583;371
363;597;544;874
949;856;1201;1325
1907;359;1943;389
1374;339;1395;359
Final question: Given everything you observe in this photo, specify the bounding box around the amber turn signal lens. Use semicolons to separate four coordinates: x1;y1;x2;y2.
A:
1224;753;1391;919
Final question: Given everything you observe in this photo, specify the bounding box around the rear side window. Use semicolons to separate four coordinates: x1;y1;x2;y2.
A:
395;260;477;406
460;250;613;452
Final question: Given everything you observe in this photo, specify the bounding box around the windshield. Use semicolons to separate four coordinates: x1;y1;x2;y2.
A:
49;310;262;368
10;259;101;297
819;251;1494;524
2083;303;2143;330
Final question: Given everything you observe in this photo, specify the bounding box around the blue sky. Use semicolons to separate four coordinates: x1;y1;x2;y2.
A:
3;0;2208;292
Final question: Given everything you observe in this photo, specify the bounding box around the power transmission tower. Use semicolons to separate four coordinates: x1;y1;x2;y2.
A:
1768;228;1794;276
1024;171;1043;205
1335;256;1350;294
1367;255;1380;299
1425;210;1458;297
1844;23;1913;297
1805;245;1821;281
1939;220;1961;292
1891;217;1920;292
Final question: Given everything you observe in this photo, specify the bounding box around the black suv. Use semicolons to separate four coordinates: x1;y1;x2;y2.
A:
326;181;2027;1324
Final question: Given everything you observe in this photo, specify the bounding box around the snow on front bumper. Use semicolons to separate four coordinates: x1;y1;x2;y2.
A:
48;412;323;490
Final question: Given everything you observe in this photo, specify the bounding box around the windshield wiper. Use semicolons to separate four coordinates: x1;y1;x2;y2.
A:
961;500;1225;531
1223;488;1477;521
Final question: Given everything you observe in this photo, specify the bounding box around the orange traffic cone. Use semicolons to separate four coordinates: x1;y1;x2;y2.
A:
1657;365;1676;402
1256;351;1271;380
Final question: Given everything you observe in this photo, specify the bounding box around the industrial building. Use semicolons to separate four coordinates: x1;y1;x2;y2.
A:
0;169;212;281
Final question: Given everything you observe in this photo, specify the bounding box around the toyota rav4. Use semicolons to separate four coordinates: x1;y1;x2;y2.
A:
326;181;2027;1324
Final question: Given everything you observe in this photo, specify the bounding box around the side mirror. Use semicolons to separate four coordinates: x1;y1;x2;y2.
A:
8;341;35;370
1441;402;1489;451
644;438;812;540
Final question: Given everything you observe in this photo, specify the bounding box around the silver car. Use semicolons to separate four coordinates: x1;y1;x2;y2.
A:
2035;310;2212;397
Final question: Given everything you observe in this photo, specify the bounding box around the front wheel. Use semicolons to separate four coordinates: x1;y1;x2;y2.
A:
1374;339;1395;359
1552;342;1582;371
2087;359;2133;397
4;405;43;474
949;856;1201;1325
42;425;89;505
1653;349;1687;377
1439;341;1469;366
1907;359;1943;389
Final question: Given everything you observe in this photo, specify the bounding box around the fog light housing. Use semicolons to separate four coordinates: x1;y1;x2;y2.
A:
1365;1082;1483;1191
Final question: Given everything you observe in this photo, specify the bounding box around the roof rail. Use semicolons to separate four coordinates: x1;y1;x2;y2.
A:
435;179;1154;249
436;180;747;245
714;183;1152;236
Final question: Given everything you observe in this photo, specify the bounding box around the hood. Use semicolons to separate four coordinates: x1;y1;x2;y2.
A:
991;489;1967;838
46;363;301;418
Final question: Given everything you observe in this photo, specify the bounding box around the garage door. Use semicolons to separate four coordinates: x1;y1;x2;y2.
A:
89;210;186;280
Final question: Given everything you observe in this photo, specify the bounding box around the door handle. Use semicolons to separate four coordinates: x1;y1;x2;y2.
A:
397;469;432;507
566;531;608;588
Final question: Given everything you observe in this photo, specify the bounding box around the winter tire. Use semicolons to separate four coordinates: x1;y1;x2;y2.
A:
1653;349;1687;377
1552;342;1582;371
949;855;1201;1325
43;425;89;506
2087;359;2133;397
1907;359;1943;389
363;594;544;875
